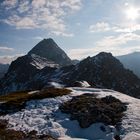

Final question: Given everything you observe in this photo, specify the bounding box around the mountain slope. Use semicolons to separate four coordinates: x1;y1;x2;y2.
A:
0;64;9;79
1;51;140;98
1;39;140;98
0;54;59;94
0;55;41;93
0;38;72;94
48;52;140;98
117;52;140;78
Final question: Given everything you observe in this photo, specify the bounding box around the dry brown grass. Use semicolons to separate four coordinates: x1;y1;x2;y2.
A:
0;88;71;139
0;120;56;140
31;88;72;99
0;88;72;115
0;91;30;102
0;88;71;102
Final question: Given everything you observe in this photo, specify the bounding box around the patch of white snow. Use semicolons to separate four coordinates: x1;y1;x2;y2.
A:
0;87;140;140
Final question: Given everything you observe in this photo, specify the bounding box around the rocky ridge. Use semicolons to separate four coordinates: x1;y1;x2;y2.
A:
0;39;140;98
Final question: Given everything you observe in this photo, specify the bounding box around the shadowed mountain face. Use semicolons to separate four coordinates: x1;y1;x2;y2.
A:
0;39;140;98
28;38;72;66
51;52;140;98
0;64;9;79
117;52;140;78
0;38;72;94
0;55;41;93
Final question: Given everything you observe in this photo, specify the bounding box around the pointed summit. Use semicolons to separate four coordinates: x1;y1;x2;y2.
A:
28;38;72;66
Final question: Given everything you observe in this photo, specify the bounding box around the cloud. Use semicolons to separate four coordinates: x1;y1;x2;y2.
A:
1;0;17;9
88;21;140;59
68;46;140;59
32;36;44;40
50;31;74;37
0;0;82;37
31;0;46;9
17;1;30;13
0;46;14;53
114;24;140;33
68;33;140;59
96;33;140;47
68;48;96;59
89;22;140;33
4;16;37;29
89;22;111;32
0;54;24;64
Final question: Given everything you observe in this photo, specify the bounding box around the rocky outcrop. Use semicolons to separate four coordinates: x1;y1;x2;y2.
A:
56;52;140;98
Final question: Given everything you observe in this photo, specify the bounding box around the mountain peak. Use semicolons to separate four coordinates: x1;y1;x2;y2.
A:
43;38;53;41
95;52;113;58
41;38;56;44
29;38;58;52
28;38;72;66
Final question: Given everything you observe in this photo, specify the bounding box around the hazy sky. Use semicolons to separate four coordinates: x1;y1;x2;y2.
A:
0;0;140;63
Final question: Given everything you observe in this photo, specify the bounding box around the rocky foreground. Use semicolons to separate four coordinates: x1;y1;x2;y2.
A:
0;87;139;139
60;94;127;128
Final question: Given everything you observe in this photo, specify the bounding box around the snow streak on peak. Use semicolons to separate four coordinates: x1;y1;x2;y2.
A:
30;54;59;69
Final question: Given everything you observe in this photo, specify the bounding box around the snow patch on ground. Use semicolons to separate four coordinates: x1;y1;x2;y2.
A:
0;101;6;104
71;87;140;139
0;87;140;140
47;82;65;88
28;90;39;95
80;81;90;87
123;132;140;140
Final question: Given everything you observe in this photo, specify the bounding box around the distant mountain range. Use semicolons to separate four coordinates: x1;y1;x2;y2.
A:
117;52;140;78
0;64;9;79
0;39;140;98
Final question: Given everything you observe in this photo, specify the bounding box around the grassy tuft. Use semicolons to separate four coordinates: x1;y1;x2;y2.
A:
30;88;72;100
0;88;71;115
0;88;71;138
0;120;56;140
